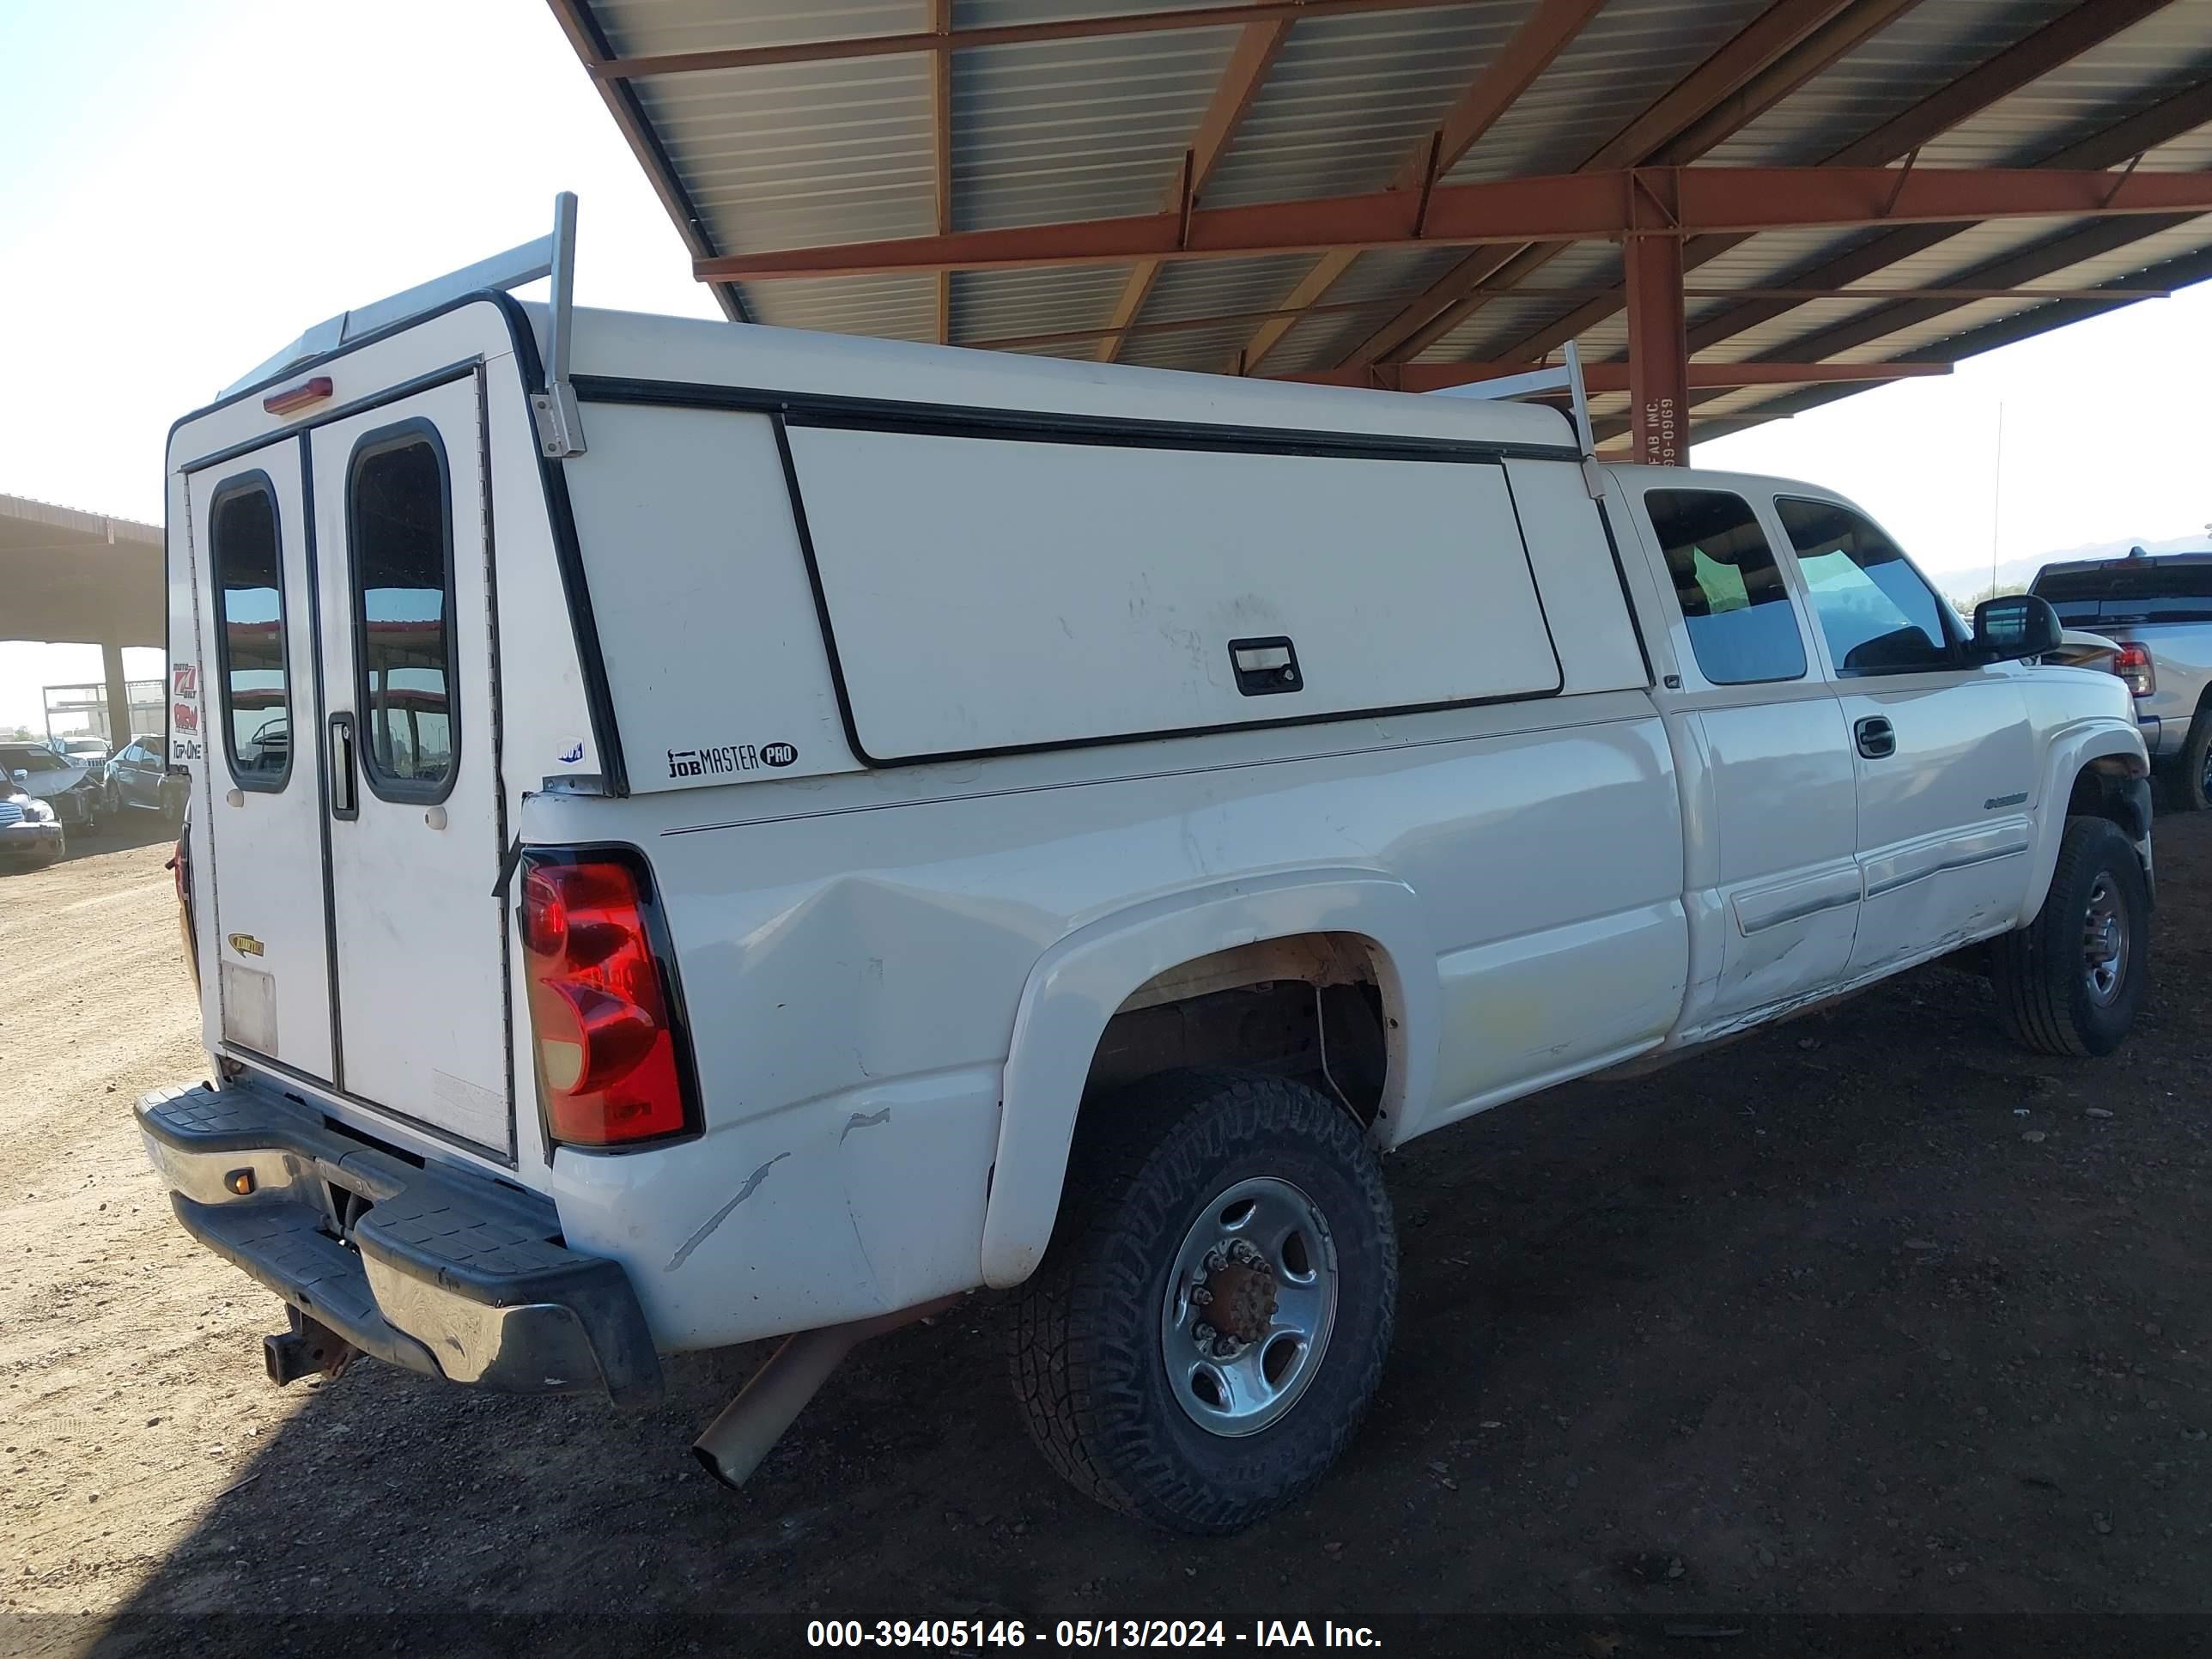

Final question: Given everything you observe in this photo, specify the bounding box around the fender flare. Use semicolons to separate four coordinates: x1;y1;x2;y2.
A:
2019;718;2150;926
976;867;1439;1290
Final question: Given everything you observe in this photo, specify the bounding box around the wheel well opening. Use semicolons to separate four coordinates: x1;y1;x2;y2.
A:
1082;934;1393;1128
2068;757;2150;840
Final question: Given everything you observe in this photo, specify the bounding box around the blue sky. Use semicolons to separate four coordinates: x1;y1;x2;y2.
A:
3;0;2208;726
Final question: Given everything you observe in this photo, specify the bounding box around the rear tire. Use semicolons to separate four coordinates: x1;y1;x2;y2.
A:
1992;816;2148;1057
2160;712;2212;813
1008;1069;1396;1535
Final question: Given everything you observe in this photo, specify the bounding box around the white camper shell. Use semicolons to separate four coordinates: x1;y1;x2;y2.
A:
143;207;2154;1534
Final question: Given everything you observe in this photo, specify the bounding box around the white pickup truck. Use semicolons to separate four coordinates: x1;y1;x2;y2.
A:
142;212;2152;1535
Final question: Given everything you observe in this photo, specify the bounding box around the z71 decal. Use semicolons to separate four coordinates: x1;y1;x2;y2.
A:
667;742;799;779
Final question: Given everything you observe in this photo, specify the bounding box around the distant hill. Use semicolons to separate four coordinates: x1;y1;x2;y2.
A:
1942;533;2209;607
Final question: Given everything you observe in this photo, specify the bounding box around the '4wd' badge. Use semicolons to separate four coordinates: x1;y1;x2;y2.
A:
665;741;799;778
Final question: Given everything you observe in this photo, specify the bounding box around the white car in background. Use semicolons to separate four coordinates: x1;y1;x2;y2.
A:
0;775;65;870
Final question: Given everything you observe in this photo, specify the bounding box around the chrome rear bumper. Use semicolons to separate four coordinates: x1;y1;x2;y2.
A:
137;1083;660;1406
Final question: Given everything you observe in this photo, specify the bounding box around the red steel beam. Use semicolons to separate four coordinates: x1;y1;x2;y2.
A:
1340;0;1870;368
1497;0;2185;363
1652;0;1926;164
1688;239;2212;440
543;0;749;324
1101;7;1293;362
1626;203;1690;465
1283;360;1951;392
594;0;1468;79
1232;0;1607;374
693;166;2212;281
1601;211;2210;444
966;283;2162;352
1682;72;2212;359
931;0;953;343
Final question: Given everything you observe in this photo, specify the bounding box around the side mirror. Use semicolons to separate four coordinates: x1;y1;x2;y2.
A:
1970;593;2063;664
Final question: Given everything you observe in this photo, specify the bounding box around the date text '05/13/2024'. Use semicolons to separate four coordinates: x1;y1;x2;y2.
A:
804;1620;1382;1649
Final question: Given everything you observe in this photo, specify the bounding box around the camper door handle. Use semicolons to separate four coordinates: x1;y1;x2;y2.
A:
329;713;359;819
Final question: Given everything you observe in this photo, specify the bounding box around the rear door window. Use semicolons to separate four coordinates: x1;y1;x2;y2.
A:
2033;562;2212;624
347;424;459;800
208;473;294;789
1777;498;1956;677
1644;489;1808;684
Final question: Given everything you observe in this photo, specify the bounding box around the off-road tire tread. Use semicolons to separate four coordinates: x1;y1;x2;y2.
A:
1991;816;2146;1057
1007;1069;1395;1534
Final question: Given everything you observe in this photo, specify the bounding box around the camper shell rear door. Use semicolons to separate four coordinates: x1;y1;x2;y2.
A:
167;298;596;1170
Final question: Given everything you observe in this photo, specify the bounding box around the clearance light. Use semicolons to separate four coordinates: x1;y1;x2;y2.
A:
262;376;334;416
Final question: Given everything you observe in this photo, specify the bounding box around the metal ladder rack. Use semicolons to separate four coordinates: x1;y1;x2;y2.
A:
221;193;589;459
1424;338;1597;461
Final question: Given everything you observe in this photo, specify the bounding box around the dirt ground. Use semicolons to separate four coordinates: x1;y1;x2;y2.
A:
2;813;2208;1658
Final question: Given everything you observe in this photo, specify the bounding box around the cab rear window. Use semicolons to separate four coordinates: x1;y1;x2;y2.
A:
1644;489;1807;685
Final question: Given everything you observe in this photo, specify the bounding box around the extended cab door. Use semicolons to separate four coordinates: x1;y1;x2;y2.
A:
1772;496;2037;976
1633;483;1863;1033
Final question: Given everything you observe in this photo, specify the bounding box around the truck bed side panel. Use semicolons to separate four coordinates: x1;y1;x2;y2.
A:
524;696;1684;1349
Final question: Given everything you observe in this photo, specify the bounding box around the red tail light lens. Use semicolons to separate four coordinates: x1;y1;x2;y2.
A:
519;849;699;1149
2113;641;2155;697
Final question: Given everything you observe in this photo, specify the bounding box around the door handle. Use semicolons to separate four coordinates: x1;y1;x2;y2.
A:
1855;715;1896;759
329;712;359;819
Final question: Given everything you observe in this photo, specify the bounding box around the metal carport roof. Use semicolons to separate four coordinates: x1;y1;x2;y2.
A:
544;0;2212;453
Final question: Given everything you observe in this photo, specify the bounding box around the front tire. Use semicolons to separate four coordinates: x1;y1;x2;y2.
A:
1008;1070;1396;1534
1992;816;2149;1057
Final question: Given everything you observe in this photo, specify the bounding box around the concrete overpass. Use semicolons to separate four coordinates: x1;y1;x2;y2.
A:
1;492;162;748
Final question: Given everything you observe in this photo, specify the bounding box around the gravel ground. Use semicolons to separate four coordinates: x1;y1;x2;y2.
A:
1;815;2207;1657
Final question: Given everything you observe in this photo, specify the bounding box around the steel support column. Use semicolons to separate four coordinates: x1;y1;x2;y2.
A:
1626;229;1688;466
101;640;134;756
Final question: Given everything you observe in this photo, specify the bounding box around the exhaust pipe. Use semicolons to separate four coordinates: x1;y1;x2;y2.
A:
692;1295;961;1490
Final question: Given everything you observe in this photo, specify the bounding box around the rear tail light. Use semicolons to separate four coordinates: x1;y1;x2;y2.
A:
2113;641;2155;697
519;848;700;1150
168;829;199;993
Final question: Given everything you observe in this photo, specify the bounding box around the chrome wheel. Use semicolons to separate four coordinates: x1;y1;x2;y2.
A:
1160;1176;1338;1437
2082;872;2130;1005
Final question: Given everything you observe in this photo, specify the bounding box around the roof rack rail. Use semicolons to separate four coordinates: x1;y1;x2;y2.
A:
1427;339;1596;460
222;192;588;458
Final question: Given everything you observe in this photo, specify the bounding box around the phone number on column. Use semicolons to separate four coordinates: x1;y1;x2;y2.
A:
807;1620;1231;1648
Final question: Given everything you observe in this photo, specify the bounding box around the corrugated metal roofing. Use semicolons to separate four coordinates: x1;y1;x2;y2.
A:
562;0;2212;446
